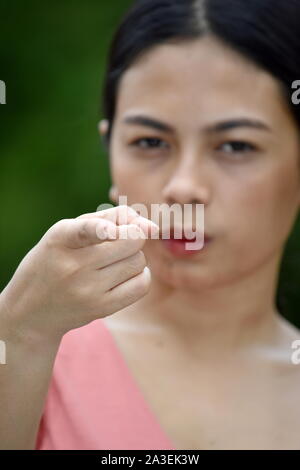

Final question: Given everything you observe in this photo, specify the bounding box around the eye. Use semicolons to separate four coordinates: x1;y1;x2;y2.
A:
130;137;169;151
217;141;258;155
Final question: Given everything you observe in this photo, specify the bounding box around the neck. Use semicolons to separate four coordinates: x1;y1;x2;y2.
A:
122;250;285;358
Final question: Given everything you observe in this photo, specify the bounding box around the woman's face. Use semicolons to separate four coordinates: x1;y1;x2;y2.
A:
102;35;300;290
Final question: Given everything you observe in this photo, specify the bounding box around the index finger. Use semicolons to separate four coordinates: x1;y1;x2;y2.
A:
76;205;159;238
48;217;146;250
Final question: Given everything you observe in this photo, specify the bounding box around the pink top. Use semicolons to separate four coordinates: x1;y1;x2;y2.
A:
35;318;176;450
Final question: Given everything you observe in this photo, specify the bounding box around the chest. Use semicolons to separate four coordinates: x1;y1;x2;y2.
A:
136;361;300;449
104;322;300;450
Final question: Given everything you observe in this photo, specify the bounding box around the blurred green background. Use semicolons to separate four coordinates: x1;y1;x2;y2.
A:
0;0;299;327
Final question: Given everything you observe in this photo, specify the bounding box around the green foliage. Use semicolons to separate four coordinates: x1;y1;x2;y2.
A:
0;0;131;282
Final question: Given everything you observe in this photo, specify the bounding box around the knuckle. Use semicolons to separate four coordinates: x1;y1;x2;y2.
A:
137;270;151;293
42;234;56;252
136;250;146;267
117;287;137;306
76;212;93;220
132;236;147;251
127;274;150;300
44;219;69;247
51;218;69;232
77;221;90;242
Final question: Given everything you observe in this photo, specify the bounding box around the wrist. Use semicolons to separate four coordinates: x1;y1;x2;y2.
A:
0;290;62;355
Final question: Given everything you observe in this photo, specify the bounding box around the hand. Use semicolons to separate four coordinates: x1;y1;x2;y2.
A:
0;205;159;344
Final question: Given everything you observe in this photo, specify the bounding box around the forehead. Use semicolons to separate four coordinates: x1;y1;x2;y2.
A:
115;35;290;129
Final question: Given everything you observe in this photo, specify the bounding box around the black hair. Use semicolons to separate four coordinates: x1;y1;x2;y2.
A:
101;0;300;149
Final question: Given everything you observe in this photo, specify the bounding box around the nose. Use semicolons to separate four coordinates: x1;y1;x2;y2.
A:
161;152;211;206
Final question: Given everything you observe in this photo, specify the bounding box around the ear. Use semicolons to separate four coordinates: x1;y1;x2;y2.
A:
98;119;109;136
108;185;119;204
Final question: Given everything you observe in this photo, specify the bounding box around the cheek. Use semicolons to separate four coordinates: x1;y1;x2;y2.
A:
111;154;163;202
265;162;300;240
110;153;141;197
224;162;300;251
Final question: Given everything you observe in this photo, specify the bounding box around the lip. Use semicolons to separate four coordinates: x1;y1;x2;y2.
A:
159;227;212;256
159;226;211;241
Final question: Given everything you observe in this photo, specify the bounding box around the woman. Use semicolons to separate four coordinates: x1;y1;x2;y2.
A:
1;0;300;450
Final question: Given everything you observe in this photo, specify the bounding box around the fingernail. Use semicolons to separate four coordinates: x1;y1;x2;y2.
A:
138;216;159;231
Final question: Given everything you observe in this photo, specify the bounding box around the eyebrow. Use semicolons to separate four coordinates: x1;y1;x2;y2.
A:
122;114;271;134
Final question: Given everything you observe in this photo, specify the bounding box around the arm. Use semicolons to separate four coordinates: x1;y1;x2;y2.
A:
0;206;158;449
0;294;61;449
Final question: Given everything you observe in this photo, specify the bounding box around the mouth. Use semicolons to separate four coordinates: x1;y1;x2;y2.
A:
159;226;212;256
159;226;211;243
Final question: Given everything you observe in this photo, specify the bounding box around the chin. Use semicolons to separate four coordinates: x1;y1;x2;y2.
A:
146;243;220;290
151;261;212;291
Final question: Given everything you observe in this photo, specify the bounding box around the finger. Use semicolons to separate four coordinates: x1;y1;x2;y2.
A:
48;217;117;249
50;218;149;250
102;266;151;315
90;206;159;238
72;227;150;269
98;251;147;291
76;205;159;238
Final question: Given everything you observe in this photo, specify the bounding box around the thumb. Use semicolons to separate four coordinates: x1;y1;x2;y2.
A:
50;218;118;249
